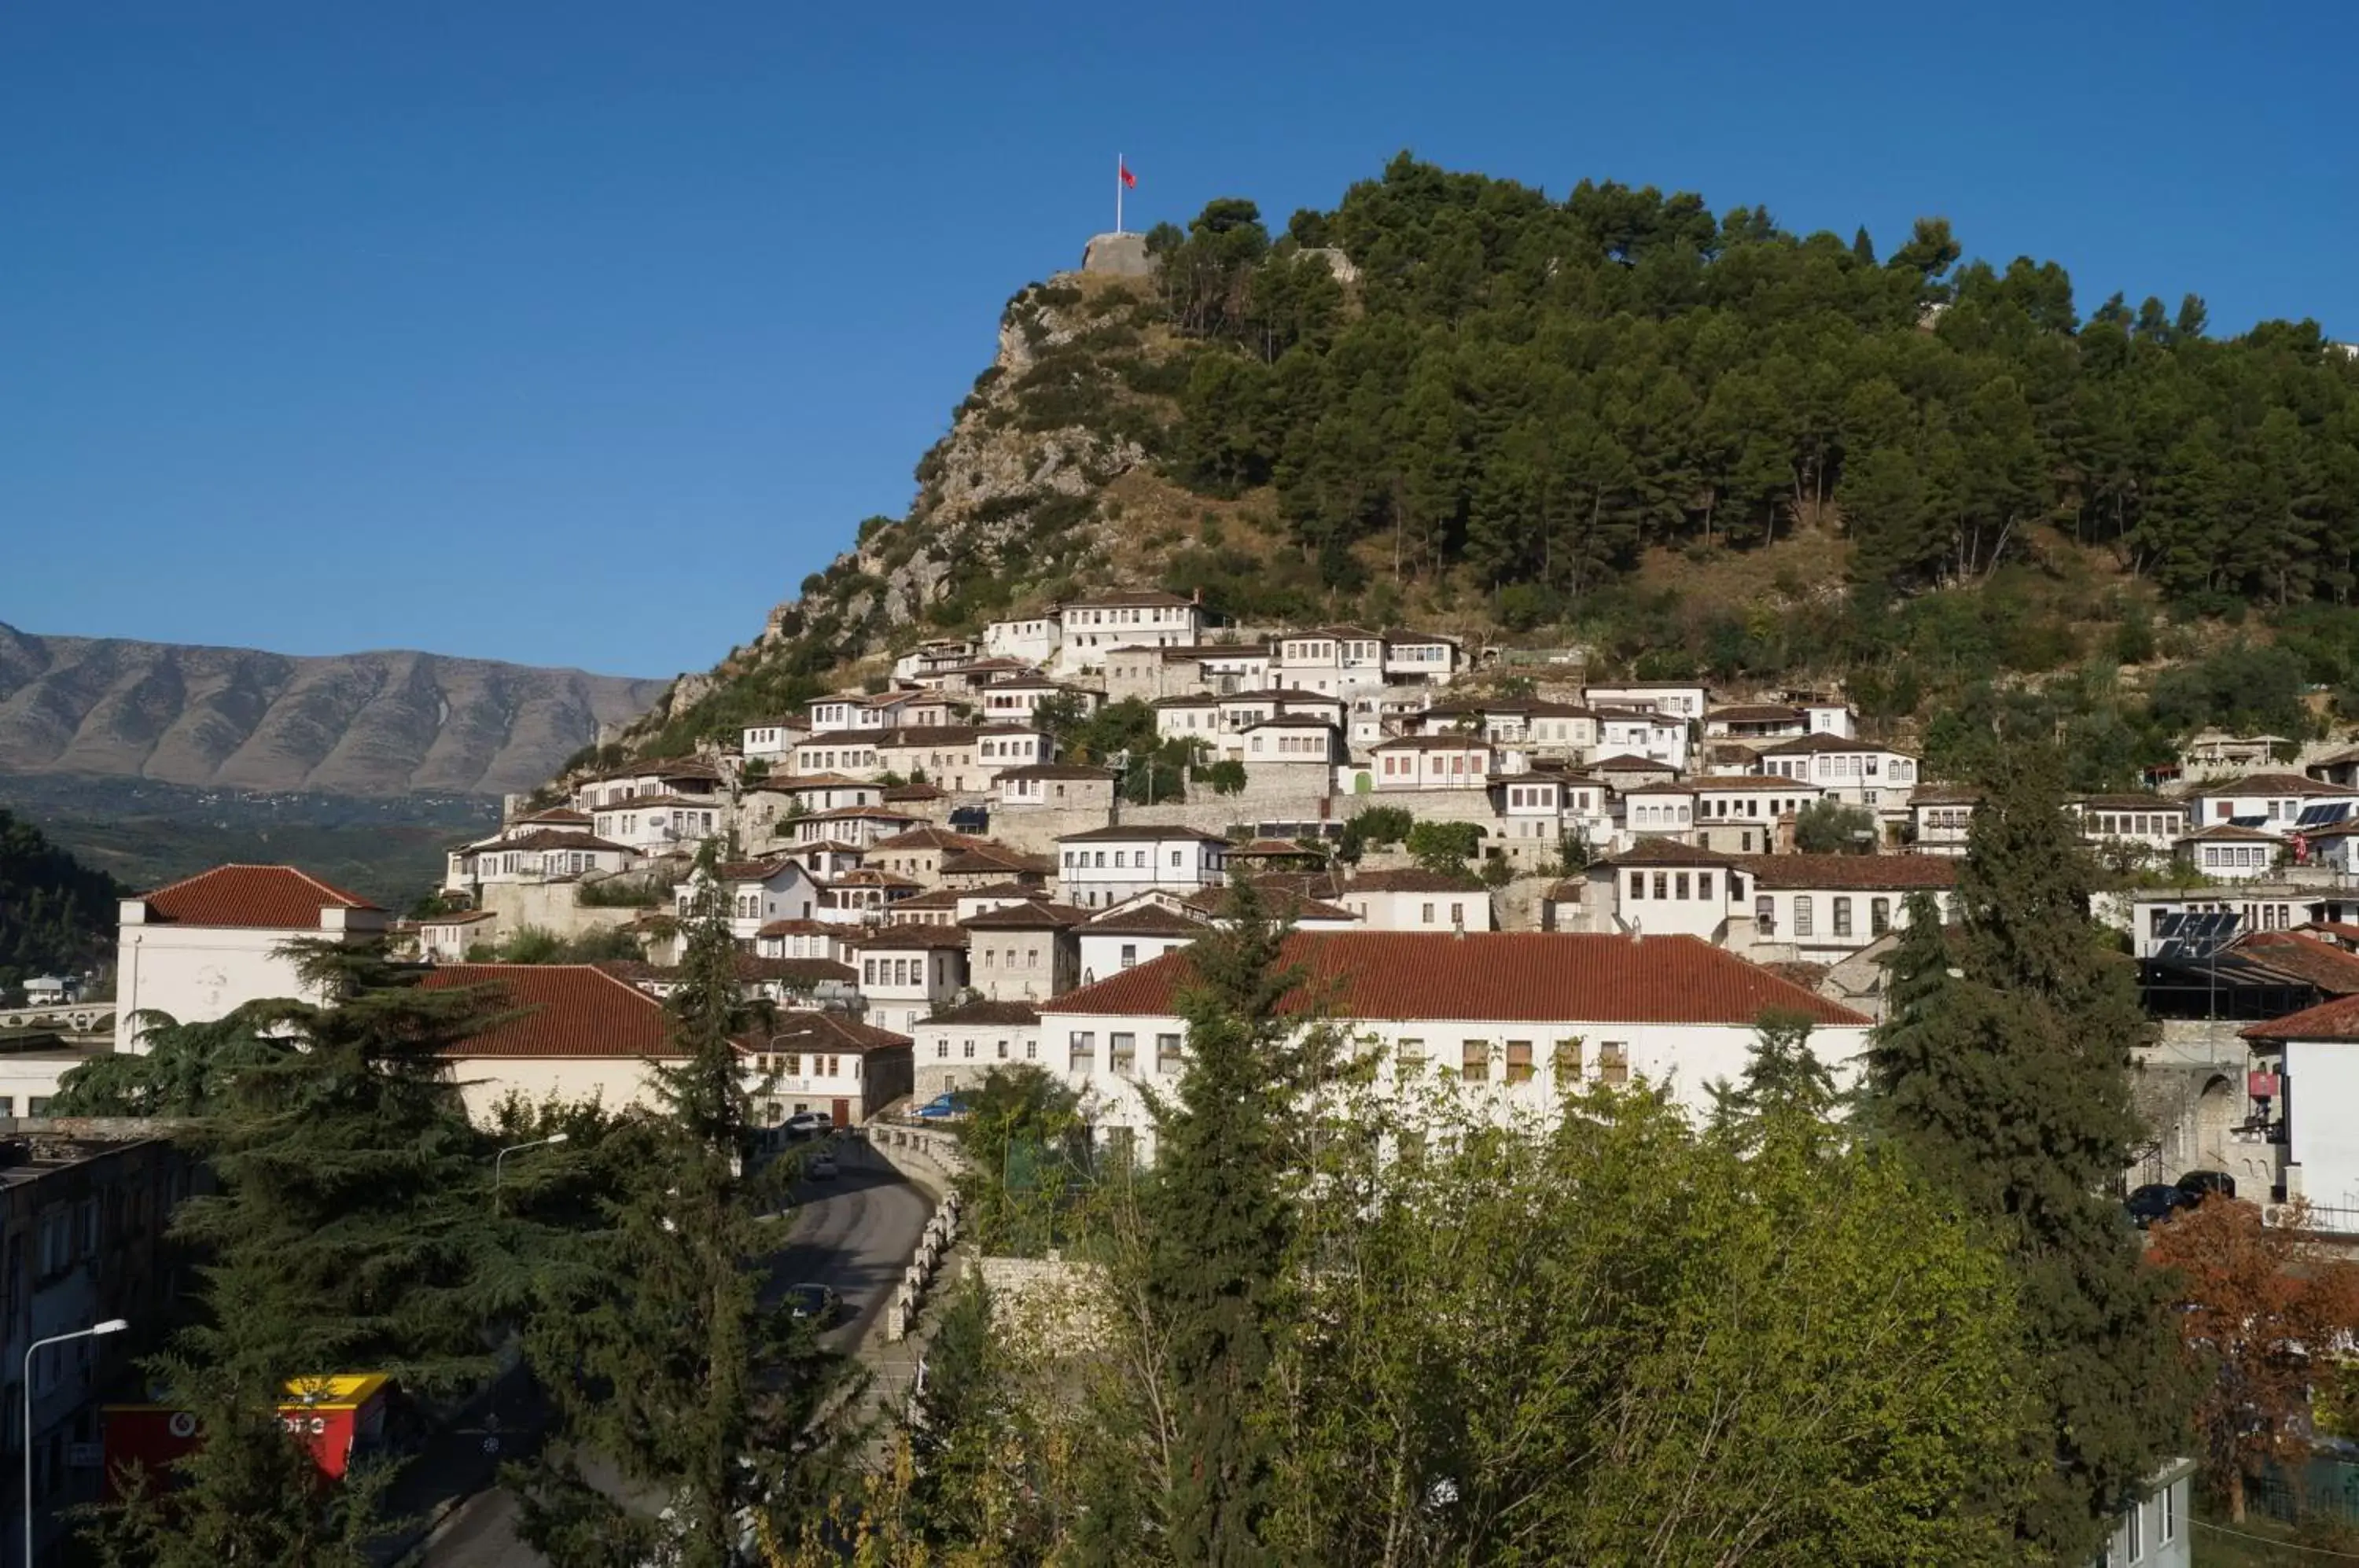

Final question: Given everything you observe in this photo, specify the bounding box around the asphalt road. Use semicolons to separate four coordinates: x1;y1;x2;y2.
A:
414;1142;933;1568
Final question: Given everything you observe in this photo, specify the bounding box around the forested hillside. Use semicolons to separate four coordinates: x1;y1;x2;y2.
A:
624;154;2359;780
0;808;117;997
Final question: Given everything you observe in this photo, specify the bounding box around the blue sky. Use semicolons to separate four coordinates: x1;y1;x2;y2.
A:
5;2;2353;677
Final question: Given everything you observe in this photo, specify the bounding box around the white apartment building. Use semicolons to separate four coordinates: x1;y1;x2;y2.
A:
982;613;1061;668
1076;902;1209;988
1582;682;1708;721
1367;735;1496;791
1055;591;1205;674
1753;734;1920;808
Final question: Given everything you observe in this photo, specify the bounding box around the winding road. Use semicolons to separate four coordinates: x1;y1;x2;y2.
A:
410;1139;934;1568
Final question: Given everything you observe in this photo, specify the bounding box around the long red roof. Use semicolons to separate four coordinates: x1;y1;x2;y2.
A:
139;864;380;928
1049;932;1868;1027
421;963;678;1059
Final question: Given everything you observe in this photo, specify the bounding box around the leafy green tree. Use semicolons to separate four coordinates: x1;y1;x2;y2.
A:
1860;754;2194;1559
513;862;847;1566
1794;799;1879;854
51;1010;282;1117
0;807;117;996
1404;819;1485;875
955;1065;1085;1251
1335;806;1413;863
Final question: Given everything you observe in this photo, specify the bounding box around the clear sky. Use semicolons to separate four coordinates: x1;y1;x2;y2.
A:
5;2;2353;677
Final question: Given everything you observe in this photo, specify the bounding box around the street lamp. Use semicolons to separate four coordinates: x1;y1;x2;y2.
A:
24;1318;127;1568
492;1133;569;1213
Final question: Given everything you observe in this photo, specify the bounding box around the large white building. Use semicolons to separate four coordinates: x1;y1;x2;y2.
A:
116;865;389;1054
1054;591;1205;674
1039;932;1871;1161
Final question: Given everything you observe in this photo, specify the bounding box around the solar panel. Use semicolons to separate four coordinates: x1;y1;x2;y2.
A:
2297;802;2354;828
2152;909;2240;959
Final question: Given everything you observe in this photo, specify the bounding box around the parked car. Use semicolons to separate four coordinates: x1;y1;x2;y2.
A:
2178;1169;2238;1202
2125;1183;2197;1228
805;1152;839;1180
782;1111;834;1138
913;1092;973;1122
782;1283;842;1325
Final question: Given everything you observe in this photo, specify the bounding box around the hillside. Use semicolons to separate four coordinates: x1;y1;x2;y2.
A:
0;623;668;797
0;806;117;999
624;154;2359;773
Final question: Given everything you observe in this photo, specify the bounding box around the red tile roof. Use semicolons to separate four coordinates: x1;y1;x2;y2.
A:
139;864;381;928
961;901;1090;929
1343;868;1487;894
1049;932;1868;1027
2232;932;2359;996
752;1011;911;1056
846;922;974;951
2245;992;2359;1041
1079;904;1210;937
421;964;678;1058
1738;855;1957;891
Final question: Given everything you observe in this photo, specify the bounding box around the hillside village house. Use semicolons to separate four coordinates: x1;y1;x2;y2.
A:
2183;773;2359;837
742;721;806;762
1057;825;1231;908
570;760;727;812
675;859;820;940
1598;709;1693;771
793;804;921;847
1581;681;1709;721
419;907;500;962
1240;716;1349;768
591;795;725;856
999;764;1120;812
961;900;1085;999
1339;870;1494;932
975;724;1053;774
2066;794;2190;856
980;677;1101;725
1692;776;1825;856
1054;590;1204;673
874;726;985;791
2174;824;2282;882
749;1010;913;1128
848;924;971;1034
793;732;882;777
1908;786;1982;856
1268;626;1389;695
1369;734;1497;790
1753;734;1921;808
452;830;636;892
982;613;1059;667
2243;996;2359;1221
1076;903;1209;987
1039;932;1871;1161
1579;843;1955;962
1704;704;1808;741
116;866;389;1054
913;1000;1043;1101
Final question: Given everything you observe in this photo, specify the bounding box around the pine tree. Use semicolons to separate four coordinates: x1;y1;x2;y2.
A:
1860;753;2193;1560
85;940;511;1566
1135;878;1336;1566
513;855;846;1567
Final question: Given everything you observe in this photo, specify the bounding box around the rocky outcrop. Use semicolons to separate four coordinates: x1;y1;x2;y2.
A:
0;623;666;797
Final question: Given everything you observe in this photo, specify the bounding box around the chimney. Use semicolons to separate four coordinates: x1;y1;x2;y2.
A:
1452;907;1466;940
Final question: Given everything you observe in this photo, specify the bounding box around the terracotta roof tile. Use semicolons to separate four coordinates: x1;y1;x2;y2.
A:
1736;855;1957;891
960;901;1091;929
423;963;675;1058
2231;932;2359;996
1343;868;1488;894
139;864;381;928
1050;932;1868;1027
918;1000;1043;1026
1079;904;1210;937
753;1011;911;1055
846;922;974;951
2245;992;2359;1040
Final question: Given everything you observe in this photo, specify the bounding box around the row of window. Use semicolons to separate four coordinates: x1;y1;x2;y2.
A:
2198;845;2272;869
939;1036;1034;1062
1765;894;1892;940
751;1052;849;1079
2088;812;2180;837
1066;1030;1188;1073
1061;848;1205;870
861;958;940;988
1398;1038;1630;1085
798;749;879;769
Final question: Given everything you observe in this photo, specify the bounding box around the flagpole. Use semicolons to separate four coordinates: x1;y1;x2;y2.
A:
1115;152;1124;234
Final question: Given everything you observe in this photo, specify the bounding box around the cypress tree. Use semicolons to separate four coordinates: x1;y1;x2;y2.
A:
514;855;846;1566
1135;878;1334;1567
1861;753;2192;1559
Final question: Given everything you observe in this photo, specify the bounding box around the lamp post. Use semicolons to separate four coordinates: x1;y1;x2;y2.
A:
24;1318;127;1568
492;1134;569;1214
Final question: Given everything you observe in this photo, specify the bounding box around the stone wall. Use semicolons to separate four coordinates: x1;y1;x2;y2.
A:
479;882;647;943
977;1254;1111;1352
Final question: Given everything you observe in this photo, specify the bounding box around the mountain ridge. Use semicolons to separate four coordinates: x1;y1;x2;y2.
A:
0;622;668;797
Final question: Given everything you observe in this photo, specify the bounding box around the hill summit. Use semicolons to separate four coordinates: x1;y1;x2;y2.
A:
620;153;2359;767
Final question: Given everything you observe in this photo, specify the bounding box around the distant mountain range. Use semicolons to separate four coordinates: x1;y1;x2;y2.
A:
0;623;667;797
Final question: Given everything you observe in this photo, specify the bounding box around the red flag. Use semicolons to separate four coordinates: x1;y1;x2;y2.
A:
1119;160;1137;190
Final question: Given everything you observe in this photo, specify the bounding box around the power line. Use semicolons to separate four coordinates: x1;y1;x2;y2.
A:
2196;1518;2359;1559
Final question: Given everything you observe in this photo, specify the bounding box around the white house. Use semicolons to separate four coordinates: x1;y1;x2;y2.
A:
454;830;636;892
982;612;1061;668
1582;681;1709;721
1380;630;1459;686
792;732;883;778
2181;773;2359;839
1704;704;1806;741
675;858;822;941
912;999;1044;1101
2174;824;2282;882
999;764;1120;813
424;963;699;1122
2244;996;2359;1220
1742;855;1957;963
569;760;728;813
1054;591;1204;673
418;907;500;962
1039;932;1872;1161
1907;786;1982;858
1595;709;1691;771
1057;826;1231;910
2066;793;2190;856
1691;776;1824;856
1368;735;1496;791
745;1010;914;1128
974;724;1054;777
979;678;1100;726
116;865;389;1054
848;923;972;1035
1076;902;1210;988
590;795;727;856
742;721;807;762
1269;626;1389;697
1338;870;1494;932
1753;734;1920;808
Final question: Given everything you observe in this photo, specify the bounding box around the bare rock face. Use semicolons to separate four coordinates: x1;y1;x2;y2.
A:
0;624;668;797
